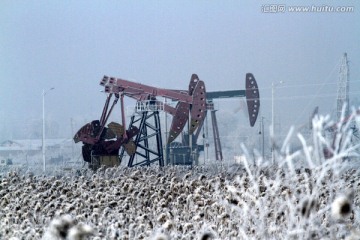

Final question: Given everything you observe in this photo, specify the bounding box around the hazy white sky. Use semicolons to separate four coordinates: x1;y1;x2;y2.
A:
0;0;359;141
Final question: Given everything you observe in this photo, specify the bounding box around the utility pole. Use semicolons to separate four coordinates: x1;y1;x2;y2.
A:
42;88;54;173
336;53;350;121
271;81;283;164
70;118;74;159
259;116;265;160
164;98;168;165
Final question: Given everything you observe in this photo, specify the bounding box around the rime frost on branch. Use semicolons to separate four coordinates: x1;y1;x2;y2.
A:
1;113;360;239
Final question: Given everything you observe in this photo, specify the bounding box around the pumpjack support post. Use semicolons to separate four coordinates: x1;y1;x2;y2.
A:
120;107;164;167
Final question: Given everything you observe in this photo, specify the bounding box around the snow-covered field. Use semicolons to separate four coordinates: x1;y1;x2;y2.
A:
1;115;360;240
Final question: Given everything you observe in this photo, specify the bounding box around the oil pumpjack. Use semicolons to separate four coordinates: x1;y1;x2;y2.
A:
73;73;260;169
167;73;260;165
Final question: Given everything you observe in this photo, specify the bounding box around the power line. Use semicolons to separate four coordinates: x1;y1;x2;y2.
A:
292;56;342;125
260;90;360;101
259;79;360;91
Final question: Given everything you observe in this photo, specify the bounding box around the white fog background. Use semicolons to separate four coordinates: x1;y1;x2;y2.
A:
0;0;359;160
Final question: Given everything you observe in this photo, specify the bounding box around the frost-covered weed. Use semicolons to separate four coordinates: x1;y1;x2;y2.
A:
0;113;360;239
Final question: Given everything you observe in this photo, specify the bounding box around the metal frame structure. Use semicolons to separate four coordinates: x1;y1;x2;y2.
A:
120;104;164;167
74;74;208;168
165;73;260;163
210;109;222;160
206;73;259;161
74;73;260;168
325;53;360;159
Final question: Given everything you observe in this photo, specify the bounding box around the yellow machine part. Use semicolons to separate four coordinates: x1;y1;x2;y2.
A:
99;155;120;167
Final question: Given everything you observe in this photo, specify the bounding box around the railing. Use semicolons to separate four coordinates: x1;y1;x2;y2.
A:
134;100;164;113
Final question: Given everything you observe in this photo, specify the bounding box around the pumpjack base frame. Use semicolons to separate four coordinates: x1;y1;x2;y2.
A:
120;110;164;167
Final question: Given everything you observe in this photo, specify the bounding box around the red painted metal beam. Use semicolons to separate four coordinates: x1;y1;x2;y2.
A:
100;74;207;143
